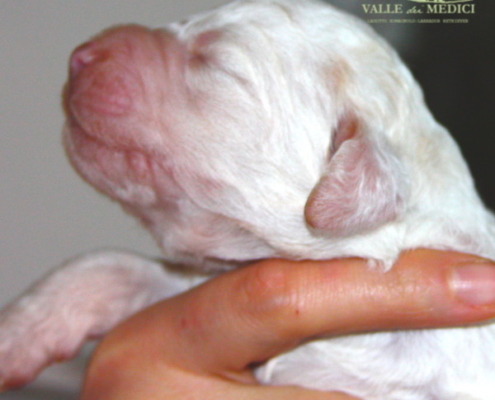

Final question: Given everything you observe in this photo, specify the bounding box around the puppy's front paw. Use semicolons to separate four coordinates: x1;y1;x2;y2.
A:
0;301;82;390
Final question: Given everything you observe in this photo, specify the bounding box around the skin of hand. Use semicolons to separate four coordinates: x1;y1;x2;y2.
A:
80;249;495;400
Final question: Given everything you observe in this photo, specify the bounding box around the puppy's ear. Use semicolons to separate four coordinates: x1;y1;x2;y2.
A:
304;114;406;236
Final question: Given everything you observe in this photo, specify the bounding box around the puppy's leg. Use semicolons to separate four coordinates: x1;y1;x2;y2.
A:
0;250;201;389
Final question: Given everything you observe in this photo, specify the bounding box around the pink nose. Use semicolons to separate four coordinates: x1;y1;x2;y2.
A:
68;25;153;78
69;41;99;77
67;37;135;117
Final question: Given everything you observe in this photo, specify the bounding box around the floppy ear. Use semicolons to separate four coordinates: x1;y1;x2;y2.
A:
304;114;406;236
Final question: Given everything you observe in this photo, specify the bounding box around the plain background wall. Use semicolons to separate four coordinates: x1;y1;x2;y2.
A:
1;0;494;398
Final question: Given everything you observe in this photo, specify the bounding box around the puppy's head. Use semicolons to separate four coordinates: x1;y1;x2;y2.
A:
63;0;424;269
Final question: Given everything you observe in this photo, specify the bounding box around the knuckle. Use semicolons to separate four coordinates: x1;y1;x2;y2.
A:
239;260;304;321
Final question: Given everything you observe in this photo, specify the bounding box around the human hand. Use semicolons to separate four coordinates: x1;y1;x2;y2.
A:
80;249;495;400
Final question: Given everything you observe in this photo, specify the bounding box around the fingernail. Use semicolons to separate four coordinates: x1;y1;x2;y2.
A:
451;263;495;307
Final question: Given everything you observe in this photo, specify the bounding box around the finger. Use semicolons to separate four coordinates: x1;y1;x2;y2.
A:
226;385;359;400
137;249;495;375
181;372;360;400
82;357;359;400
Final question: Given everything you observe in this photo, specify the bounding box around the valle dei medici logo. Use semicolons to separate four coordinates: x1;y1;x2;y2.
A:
362;0;475;24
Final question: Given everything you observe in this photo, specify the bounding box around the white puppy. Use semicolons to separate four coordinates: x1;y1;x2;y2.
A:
1;0;495;398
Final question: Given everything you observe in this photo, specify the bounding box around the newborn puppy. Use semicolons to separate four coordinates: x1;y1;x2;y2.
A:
1;0;495;398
